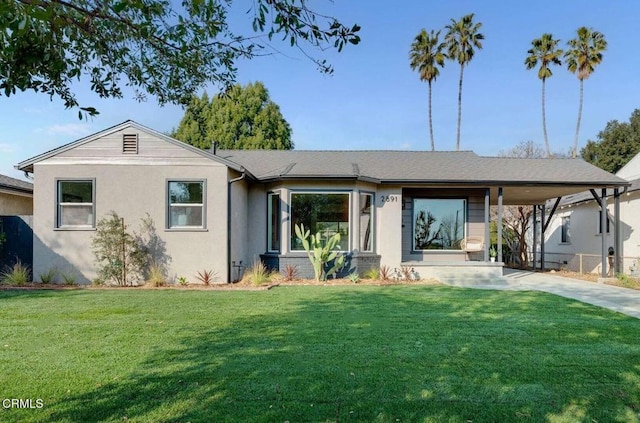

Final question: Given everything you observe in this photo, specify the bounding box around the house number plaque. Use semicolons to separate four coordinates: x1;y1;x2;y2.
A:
379;195;399;204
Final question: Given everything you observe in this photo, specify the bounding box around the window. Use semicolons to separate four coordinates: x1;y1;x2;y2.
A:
359;193;373;252
597;210;610;234
57;180;95;228
267;193;280;252
290;192;350;251
168;181;205;228
561;216;571;243
413;199;466;250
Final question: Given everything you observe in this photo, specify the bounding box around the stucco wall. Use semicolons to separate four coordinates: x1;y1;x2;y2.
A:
543;191;640;274
0;192;33;215
32;128;230;284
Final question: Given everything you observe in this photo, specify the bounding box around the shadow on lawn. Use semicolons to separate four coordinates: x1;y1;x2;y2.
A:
44;287;640;422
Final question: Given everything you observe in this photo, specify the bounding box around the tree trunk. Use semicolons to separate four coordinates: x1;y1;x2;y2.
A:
456;64;464;151
573;79;584;158
542;79;550;157
428;80;435;151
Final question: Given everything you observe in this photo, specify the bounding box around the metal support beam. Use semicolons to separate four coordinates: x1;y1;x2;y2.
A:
484;188;490;262
497;187;503;263
532;205;537;270
543;197;562;233
601;188;607;278
614;188;621;274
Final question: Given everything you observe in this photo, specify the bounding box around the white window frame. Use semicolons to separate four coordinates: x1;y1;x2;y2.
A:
359;192;374;252
289;191;352;252
56;179;95;229
167;180;206;230
267;192;281;253
560;216;571;244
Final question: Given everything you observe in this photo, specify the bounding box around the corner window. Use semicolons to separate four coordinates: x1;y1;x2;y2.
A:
359;193;373;252
168;181;205;228
561;216;571;243
267;193;280;252
413;199;466;250
57;180;95;228
290;192;350;251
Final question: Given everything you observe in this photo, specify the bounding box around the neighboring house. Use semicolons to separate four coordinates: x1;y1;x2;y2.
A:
543;151;640;275
16;120;627;284
0;173;33;215
0;174;34;268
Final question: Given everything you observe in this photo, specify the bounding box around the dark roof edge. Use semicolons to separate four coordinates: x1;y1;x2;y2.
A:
15;120;250;175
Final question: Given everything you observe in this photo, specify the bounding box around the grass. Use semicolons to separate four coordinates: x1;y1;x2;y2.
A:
0;286;639;422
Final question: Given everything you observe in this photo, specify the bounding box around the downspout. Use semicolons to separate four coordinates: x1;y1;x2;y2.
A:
227;172;246;283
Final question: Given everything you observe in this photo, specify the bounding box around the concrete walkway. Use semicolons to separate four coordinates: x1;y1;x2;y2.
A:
496;269;640;319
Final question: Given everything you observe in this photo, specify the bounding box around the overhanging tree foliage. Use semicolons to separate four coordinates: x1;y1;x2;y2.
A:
171;81;293;150
0;0;360;118
581;109;640;173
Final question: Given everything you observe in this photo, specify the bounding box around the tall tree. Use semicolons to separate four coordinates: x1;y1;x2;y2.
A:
0;1;360;118
565;27;607;158
445;13;484;151
581;109;640;173
409;29;446;151
172;82;293;150
525;33;563;158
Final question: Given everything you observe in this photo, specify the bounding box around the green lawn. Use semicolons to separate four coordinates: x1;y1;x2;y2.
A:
0;286;639;423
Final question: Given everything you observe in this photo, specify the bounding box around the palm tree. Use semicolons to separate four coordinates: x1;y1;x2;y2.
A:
525;33;563;158
409;29;446;151
565;27;607;158
445;13;484;151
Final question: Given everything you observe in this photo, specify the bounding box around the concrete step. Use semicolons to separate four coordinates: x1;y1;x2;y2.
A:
434;270;509;289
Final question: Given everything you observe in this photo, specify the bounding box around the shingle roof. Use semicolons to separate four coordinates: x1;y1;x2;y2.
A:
218;150;626;186
0;174;33;195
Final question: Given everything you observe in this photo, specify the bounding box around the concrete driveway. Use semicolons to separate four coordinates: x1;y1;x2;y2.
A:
499;268;640;319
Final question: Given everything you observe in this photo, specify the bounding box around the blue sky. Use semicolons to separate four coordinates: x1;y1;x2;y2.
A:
2;0;638;180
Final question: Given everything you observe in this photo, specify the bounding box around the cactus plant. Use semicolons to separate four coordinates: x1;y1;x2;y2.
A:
294;223;345;281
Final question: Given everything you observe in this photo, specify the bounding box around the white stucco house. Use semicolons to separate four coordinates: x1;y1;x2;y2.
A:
542;151;640;276
16;120;627;284
0;173;33;215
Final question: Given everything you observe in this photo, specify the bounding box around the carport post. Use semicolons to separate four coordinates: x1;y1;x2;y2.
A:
601;188;607;278
532;205;537;270
484;188;490;262
614;188;621;274
540;205;545;272
497;187;503;263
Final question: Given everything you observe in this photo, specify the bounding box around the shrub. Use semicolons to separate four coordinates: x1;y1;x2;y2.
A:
282;264;299;282
243;261;272;286
348;272;360;283
1;260;30;286
39;268;58;284
61;269;77;286
294;223;345;281
363;268;379;280
147;262;167;287
177;276;189;286
195;269;217;285
379;265;391;281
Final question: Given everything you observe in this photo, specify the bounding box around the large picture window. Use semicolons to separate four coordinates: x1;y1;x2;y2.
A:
57;180;94;228
413;199;466;250
168;181;205;228
290;192;350;251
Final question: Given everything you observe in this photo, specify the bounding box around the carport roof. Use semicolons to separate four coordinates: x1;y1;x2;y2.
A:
218;149;628;205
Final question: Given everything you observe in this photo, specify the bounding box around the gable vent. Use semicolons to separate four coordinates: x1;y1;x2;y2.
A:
123;134;139;154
